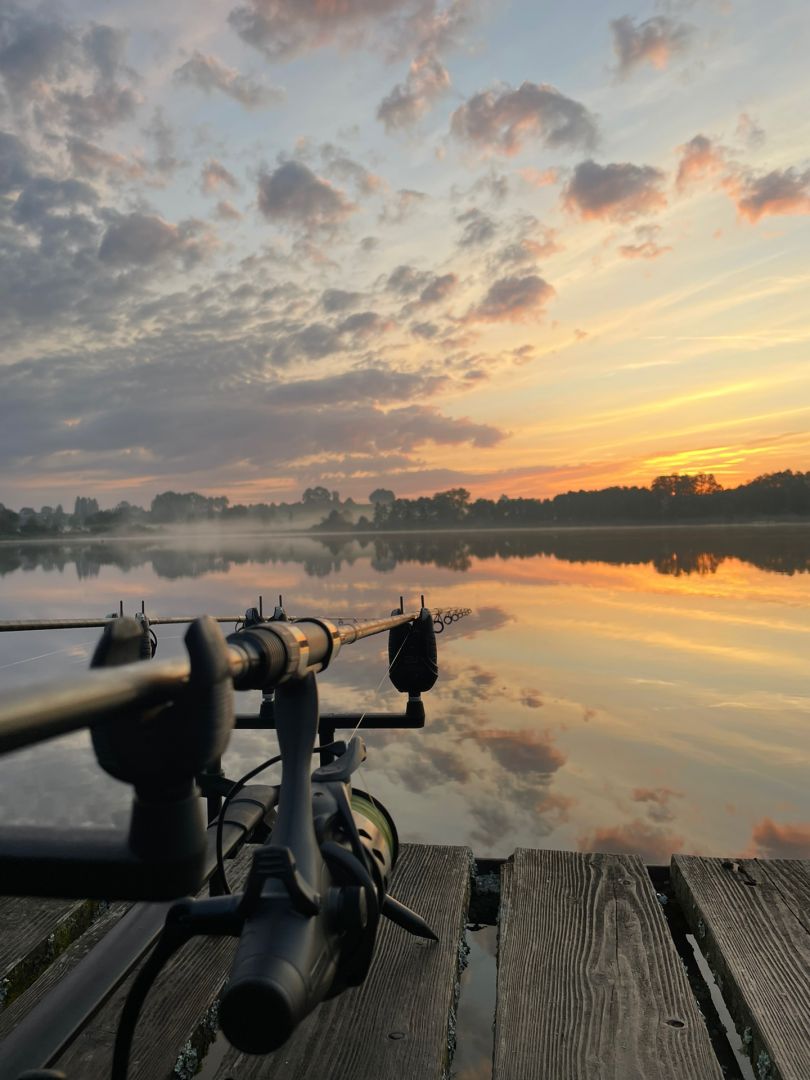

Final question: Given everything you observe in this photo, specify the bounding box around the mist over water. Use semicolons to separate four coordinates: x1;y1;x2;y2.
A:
1;526;808;863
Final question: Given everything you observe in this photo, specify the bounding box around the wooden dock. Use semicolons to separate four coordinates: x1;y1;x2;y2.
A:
0;846;807;1080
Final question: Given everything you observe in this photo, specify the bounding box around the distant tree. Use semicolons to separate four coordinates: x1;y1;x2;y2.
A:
302;486;332;506
73;496;99;523
369;488;395;506
651;473;722;497
0;504;19;534
150;491;228;523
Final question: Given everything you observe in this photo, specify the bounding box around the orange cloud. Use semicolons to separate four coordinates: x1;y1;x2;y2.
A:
578;819;684;863
675;134;727;191
749;817;810;858
728;168;810;223
619;224;671;259
518;166;559;188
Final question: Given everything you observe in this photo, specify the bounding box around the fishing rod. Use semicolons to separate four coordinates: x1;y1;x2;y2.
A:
0;596;471;1079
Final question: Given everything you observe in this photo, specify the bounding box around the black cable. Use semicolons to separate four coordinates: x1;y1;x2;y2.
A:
111;921;189;1080
214;741;340;894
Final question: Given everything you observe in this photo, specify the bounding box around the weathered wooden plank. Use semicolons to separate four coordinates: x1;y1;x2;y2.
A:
757;859;810;928
673;855;810;1080
0;895;103;1010
0;902;129;1038
494;848;722;1080
210;843;472;1080
52;844;258;1080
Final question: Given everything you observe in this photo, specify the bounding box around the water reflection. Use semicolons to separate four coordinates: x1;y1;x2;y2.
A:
0;528;808;868
1;524;810;580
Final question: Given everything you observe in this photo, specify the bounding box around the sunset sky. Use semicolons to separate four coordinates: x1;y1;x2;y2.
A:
2;0;809;507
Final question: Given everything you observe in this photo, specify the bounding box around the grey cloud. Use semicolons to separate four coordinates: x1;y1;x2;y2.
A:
144;107;181;177
563;159;667;221
81;24;129;82
410;321;439;338
56;83;140;135
319;145;383;196
98;212;214;267
732;167;810;223
494;229;560;270
215;199;242;221
377;51;450;132
257;160;355;231
451;81;598;156
471;728;565;778
469;169;509;203
228;0;421;62
174;51;283;109
467;274;555;323
418;272;457;305
611;15;693;78
337;311;392;336
457;206;497;247
271;367;445;406
378;187;427;225
12;176;97;226
0;130;30;192
321;289;363;312
66;136;144;181
201;159;239;194
386;264;431;296
406;0;472;57
270;322;343;364
0;343;503;485
0;9;139;134
0;6;74;95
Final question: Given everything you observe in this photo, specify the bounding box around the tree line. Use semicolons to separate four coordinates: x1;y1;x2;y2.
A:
2;472;810;539
358;471;810;530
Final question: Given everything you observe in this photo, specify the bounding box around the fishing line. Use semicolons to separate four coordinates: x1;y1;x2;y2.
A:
0;641;95;670
344;618;415;817
347;620;414;745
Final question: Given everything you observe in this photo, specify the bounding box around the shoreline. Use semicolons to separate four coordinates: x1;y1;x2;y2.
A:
3;519;810;546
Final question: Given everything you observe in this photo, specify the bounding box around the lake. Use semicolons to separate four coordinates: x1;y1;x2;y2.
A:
1;525;807;1079
0;526;808;864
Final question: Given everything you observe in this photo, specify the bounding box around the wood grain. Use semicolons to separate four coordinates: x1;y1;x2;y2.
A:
673;855;810;1080
210;843;472;1080
0;902;129;1038
0;895;102;1009
52;844;257;1080
493;848;722;1080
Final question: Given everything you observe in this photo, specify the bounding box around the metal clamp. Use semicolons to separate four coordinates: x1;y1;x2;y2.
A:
298;618;342;672
262;621;313;682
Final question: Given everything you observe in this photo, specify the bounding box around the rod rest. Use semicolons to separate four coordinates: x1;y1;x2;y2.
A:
0;616;235;900
235;695;426;730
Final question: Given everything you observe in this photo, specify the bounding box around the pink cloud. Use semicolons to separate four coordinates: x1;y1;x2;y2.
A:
676;134;727;192
611;15;694;79
618;224;672;259
451;81;597;156
728;167;810;223
748;817;810;858
518;167;559;188
578;819;685;863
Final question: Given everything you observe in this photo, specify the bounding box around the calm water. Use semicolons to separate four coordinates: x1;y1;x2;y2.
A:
1;525;808;862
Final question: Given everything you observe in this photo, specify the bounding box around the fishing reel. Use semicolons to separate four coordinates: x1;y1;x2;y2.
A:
117;671;434;1065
